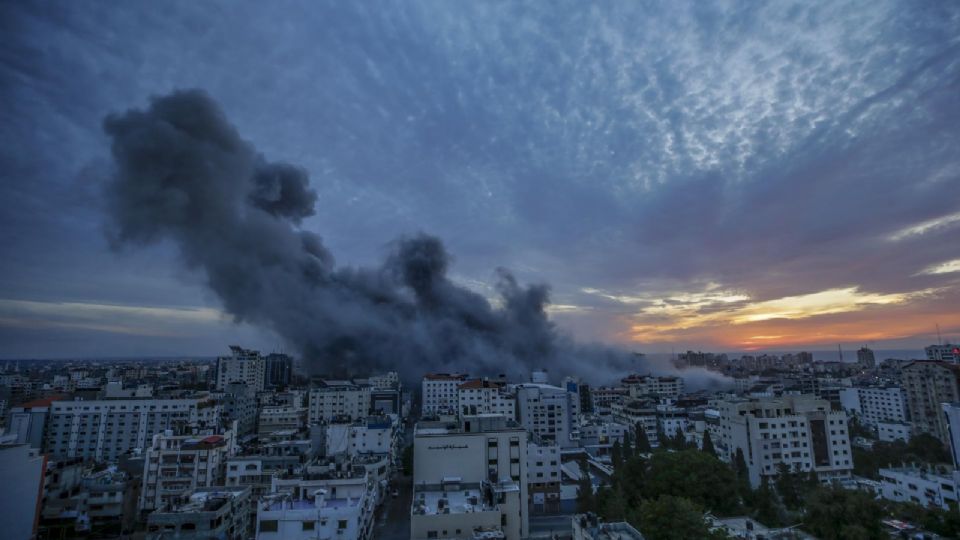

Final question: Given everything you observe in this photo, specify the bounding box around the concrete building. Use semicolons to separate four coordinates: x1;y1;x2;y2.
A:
838;386;908;427
422;373;469;416
526;441;561;514
926;343;960;363
146;486;251;540
140;428;236;512
216;345;266;392
324;415;396;457
219;382;258;437
516;383;577;448
308;381;371;423
458;379;516;419
902;361;960;443
572;514;644;540
878;421;912;443
716;395;853;487
264;353;293;388
857;347;876;369
942;402;960;469
258;461;376;540
7;395;60;449
412;415;528;540
622;374;685;399
0;439;46;540
879;467;959;510
257;406;307;436
43;396;220;461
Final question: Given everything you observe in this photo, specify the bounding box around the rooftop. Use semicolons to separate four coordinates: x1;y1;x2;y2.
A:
412;482;496;516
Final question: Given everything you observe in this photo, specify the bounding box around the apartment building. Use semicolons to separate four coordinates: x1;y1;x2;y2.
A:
622;374;685;399
458;378;516;419
943;402;960;469
879;467;959;510
516;383;576;448
717;395;853;487
308;381;371;423
0;439;46;540
259;461;377;540
902;361;960;443
526;441;561;514
264;353;293;388
257;406;307;435
412;415;529;540
43;396;220;461
140;428;236;512
422;373;469;416
926;343;960;363
216;346;266;392
838;385;908;427
324;416;396;457
146;487;251;540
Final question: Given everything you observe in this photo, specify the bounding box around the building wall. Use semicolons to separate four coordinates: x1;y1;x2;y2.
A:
516;384;575;448
308;386;371;423
0;444;45;540
902;361;960;443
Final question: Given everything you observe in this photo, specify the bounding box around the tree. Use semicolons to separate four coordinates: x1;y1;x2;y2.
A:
611;440;623;470
752;476;785;527
701;429;716;457
623;430;634;460
637;495;727;540
803;484;884;540
577;456;594;512
635;422;652;453
656;425;668;450
774;462;802;509
641;449;740;515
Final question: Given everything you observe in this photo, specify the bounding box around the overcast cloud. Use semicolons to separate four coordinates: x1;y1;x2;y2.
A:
1;1;959;358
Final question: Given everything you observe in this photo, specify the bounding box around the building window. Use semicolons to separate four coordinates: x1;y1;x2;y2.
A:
259;520;278;532
302;521;315;531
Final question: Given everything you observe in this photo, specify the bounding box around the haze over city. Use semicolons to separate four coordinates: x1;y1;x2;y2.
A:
2;1;959;361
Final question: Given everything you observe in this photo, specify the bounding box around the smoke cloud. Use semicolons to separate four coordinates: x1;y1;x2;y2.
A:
102;89;729;388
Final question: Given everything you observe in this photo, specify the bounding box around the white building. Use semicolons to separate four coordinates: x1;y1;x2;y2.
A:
43;396;220;461
257;463;376;540
716;395;853;487
308;381;371;423
257;406;307;435
622;374;685;399
0;439;45;540
516;383;576;448
458;379;516;419
879;467;959;510
140;428;236;512
878;421;912;443
926;343;960;363
943;402;960;469
216;345;266;392
838;386;908;427
412;415;528;540
325;416;396;457
422;373;469;416
526;441;561;514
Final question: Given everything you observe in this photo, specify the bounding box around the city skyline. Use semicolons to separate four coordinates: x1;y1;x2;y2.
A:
2;1;959;360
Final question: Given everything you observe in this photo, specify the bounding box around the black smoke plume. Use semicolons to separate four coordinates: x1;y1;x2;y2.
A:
101;89;725;386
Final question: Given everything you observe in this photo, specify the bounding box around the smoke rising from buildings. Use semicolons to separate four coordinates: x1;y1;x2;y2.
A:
102;89;728;388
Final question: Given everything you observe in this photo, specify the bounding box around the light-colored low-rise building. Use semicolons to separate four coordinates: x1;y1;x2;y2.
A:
146;486;251;540
140;428;236;512
877;421;912;442
308;381;371;423
879;467;959;510
257;406;307;435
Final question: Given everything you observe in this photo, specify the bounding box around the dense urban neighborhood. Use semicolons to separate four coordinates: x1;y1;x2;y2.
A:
2;344;960;539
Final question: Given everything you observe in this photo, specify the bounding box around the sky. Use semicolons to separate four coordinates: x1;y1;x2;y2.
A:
1;0;959;359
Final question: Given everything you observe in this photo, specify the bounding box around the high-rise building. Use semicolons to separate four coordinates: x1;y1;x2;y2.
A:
216;346;266;392
43;397;221;461
0;439;45;540
902;361;960;443
926;343;960;363
838;386;908;427
857;347;876;368
139;428;236;512
621;374;685;399
716;395;853;487
457;378;516;419
308;380;371;423
941;402;960;470
421;373;468;416
516;384;577;448
411;415;528;540
264;353;293;388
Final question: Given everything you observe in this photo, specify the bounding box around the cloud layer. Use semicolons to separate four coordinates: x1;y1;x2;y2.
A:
1;1;959;358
